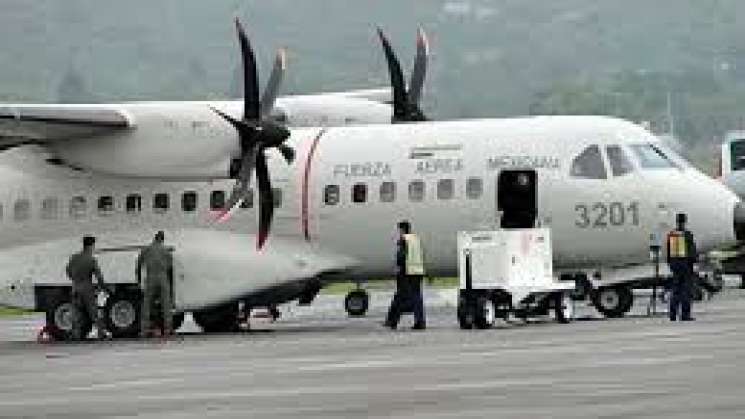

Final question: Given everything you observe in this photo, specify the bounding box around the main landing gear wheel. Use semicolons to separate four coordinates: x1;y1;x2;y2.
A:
46;300;90;341
554;292;575;324
591;286;633;318
193;302;239;333
105;291;141;339
344;290;369;317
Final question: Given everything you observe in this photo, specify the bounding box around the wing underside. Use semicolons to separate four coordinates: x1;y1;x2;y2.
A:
0;105;132;150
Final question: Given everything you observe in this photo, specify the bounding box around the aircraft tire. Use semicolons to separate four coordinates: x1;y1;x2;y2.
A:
46;300;90;341
591;286;633;318
553;292;575;324
344;290;369;317
193;303;239;333
104;291;141;339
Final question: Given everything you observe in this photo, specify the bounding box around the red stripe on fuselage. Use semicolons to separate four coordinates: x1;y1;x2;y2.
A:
301;129;328;241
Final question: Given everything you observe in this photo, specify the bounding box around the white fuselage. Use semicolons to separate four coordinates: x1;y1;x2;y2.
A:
0;114;739;311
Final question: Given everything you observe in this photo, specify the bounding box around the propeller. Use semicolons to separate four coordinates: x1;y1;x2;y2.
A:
210;18;294;250
376;26;430;122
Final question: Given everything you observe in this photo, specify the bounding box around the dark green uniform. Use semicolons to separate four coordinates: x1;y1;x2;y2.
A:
66;251;106;340
136;241;173;336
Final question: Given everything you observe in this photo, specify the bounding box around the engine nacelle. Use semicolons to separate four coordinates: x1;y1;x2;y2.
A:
52;103;239;179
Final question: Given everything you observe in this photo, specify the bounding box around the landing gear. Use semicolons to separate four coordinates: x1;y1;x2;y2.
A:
193;302;239;333
591;286;633;318
104;290;141;339
344;289;369;317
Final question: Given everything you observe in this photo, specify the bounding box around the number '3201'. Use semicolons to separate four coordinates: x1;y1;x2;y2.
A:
575;202;640;228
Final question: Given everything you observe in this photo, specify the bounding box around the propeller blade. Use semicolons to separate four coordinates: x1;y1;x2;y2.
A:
277;143;295;164
260;49;287;118
408;26;429;109
235;18;261;120
216;146;258;223
255;151;274;250
208;106;242;130
376;27;408;121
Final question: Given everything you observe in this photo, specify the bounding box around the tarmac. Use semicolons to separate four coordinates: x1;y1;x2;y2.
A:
1;288;745;418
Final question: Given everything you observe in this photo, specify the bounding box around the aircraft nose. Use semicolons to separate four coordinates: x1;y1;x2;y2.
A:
735;202;745;241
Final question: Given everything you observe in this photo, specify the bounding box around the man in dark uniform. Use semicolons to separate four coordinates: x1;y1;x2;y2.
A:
136;231;174;337
66;235;108;340
384;221;427;330
666;213;698;321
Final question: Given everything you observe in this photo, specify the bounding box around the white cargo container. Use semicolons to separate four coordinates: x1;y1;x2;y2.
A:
456;229;576;329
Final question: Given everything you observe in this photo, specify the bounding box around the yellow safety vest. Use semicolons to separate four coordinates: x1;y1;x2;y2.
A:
403;234;425;276
667;231;688;258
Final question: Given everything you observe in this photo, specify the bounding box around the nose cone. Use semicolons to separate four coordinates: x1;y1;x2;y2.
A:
735;202;745;241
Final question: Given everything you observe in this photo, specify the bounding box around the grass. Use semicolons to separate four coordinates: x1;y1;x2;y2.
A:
322;277;459;295
0;306;33;317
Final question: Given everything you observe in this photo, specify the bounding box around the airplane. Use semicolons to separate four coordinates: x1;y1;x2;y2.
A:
0;20;743;339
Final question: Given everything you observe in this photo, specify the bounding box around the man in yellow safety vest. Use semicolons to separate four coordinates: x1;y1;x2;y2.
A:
384;220;427;330
666;213;698;321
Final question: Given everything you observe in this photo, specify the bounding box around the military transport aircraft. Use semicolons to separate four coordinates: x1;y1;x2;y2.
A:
0;20;742;338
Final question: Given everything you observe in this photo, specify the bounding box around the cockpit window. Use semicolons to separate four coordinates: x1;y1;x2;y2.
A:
570;145;607;179
606;145;634;177
630;144;675;169
730;139;745;171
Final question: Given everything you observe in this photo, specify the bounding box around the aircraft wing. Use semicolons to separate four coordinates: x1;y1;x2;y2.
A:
0;105;132;150
322;87;392;104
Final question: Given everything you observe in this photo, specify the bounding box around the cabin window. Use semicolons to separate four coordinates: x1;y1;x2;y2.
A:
70;196;87;219
352;183;367;204
98;196;114;215
466;177;483;199
570;145;607;179
380;181;396;203
606;145;635;177
126;194;142;213
630;144;675;169
437;179;454;200
272;188;283;208
408;180;425;202
240;189;254;209
41;197;58;220
182;191;197;212
210;190;226;210
153;193;169;213
324;185;340;206
14;199;30;222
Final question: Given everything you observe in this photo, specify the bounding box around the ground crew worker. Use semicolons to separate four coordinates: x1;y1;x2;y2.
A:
666;213;698;321
66;235;108;340
136;231;174;337
384;220;427;330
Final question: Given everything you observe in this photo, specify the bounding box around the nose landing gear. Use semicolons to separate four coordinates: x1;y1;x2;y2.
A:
344;288;369;317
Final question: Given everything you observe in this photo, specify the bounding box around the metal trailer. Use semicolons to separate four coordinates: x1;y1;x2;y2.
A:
456;229;576;329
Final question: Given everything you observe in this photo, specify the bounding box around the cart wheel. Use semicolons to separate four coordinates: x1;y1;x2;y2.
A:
591;286;633;318
554;292;575;324
457;297;474;330
474;297;495;329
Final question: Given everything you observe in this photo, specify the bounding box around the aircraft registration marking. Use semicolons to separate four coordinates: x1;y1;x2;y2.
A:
575;201;640;228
